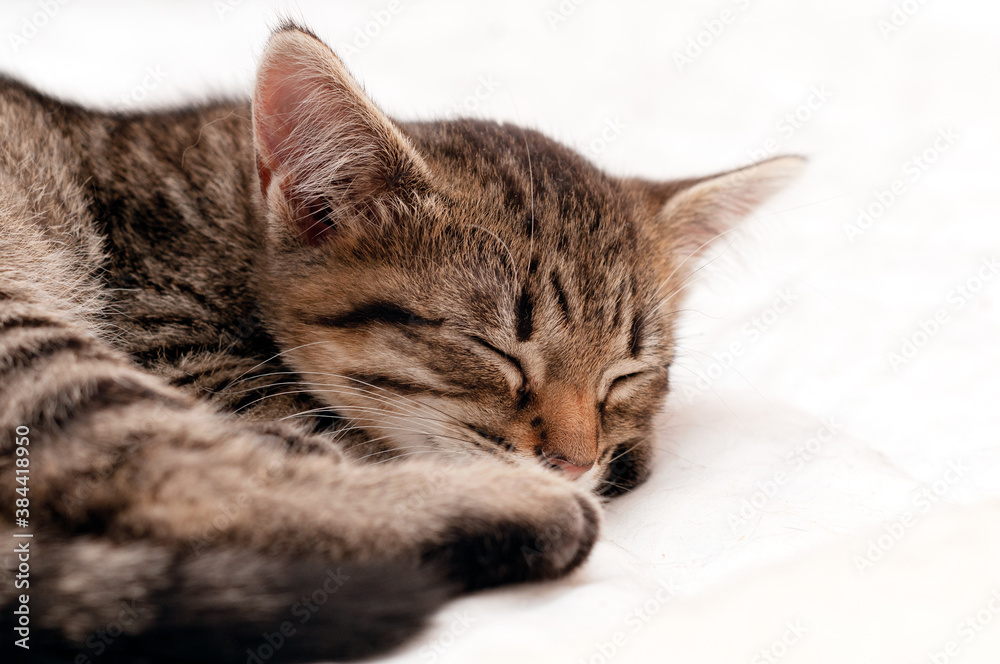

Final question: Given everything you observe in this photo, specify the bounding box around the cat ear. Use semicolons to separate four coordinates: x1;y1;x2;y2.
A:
252;25;428;245
645;155;806;258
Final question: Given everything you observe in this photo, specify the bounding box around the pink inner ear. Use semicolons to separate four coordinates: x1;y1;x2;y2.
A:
254;63;318;184
254;61;342;245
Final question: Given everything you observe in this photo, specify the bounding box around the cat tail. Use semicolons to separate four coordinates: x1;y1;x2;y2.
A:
0;529;451;663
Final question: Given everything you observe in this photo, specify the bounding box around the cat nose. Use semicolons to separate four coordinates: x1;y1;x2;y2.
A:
544;455;594;480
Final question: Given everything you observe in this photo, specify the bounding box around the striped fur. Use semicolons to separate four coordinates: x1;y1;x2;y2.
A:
0;22;801;662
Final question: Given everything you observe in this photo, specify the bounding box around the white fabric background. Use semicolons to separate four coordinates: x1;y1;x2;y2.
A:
2;1;998;662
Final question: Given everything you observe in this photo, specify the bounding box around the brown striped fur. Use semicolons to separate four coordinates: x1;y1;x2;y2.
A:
0;23;802;662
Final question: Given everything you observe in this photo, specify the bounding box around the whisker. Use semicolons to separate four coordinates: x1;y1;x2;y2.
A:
356;441;437;462
672;345;775;413
608;438;645;465
284;413;480;449
285;400;471;439
225;370;471;431
598;477;630;491
228;382;469;436
224;341;336;389
645;240;739;322
367;450;451;465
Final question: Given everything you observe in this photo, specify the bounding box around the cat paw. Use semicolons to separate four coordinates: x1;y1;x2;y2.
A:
424;474;601;592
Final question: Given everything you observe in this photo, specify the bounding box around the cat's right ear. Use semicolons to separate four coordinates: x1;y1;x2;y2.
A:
252;24;429;245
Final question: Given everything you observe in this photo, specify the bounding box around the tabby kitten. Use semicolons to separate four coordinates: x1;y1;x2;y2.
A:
0;23;801;663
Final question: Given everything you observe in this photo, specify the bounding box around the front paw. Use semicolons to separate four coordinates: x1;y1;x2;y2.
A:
425;476;600;592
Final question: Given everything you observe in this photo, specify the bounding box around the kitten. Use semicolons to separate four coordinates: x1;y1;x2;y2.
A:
0;22;801;663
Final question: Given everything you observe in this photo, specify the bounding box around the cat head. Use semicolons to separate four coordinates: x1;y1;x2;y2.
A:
251;25;803;496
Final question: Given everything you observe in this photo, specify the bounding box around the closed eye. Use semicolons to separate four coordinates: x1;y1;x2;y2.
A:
602;370;647;405
469;335;527;390
305;301;442;329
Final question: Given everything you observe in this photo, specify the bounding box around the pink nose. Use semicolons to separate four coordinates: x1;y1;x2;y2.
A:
545;456;594;480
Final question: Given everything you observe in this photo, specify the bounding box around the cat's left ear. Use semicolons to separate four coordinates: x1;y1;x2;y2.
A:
252;24;429;245
639;155;806;259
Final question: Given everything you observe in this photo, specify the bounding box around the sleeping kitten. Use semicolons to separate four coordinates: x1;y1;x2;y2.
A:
0;23;801;663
